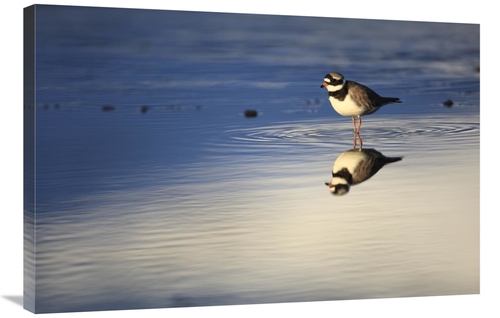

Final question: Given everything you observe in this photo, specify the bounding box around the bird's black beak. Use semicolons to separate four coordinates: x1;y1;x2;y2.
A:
320;82;327;88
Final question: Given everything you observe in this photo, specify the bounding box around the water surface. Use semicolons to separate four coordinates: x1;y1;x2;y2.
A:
30;5;479;313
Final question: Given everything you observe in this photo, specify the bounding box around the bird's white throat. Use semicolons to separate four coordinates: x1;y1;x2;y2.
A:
330;176;348;185
325;79;345;92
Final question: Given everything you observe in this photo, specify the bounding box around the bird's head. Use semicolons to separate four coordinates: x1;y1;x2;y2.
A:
325;177;350;196
321;72;346;92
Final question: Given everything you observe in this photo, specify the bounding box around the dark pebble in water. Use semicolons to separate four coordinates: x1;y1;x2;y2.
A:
140;106;149;114
443;99;454;107
102;105;115;111
244;110;258;118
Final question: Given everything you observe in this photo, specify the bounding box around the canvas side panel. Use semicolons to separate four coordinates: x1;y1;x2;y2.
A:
23;5;36;314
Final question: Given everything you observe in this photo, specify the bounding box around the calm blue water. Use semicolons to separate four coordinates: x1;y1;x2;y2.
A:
30;5;479;313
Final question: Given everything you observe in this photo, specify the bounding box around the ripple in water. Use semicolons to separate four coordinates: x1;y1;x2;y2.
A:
221;115;479;150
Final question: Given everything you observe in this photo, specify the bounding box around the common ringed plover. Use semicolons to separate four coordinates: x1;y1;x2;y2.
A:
321;72;402;134
326;148;403;196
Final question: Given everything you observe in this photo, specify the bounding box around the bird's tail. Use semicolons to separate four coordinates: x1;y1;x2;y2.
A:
385;156;403;164
384;97;402;104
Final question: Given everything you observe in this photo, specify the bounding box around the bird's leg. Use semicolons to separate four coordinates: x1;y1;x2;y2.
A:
352;116;359;148
357;116;362;134
352;132;363;149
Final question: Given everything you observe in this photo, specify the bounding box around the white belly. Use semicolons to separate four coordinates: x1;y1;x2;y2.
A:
328;95;365;117
333;150;368;174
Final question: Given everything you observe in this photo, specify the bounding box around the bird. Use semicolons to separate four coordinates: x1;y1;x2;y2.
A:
325;148;403;196
321;72;401;134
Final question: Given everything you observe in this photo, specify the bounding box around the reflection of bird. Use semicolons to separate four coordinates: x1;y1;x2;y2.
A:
326;148;402;196
321;72;401;134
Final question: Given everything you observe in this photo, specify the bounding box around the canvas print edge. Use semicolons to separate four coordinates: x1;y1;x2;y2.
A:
23;4;36;314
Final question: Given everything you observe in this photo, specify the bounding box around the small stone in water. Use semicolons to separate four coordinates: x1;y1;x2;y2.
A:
443;99;454;107
102;105;115;111
244;110;258;118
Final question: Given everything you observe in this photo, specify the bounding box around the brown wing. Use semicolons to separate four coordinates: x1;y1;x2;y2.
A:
351;150;402;184
346;81;398;109
351;157;378;185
